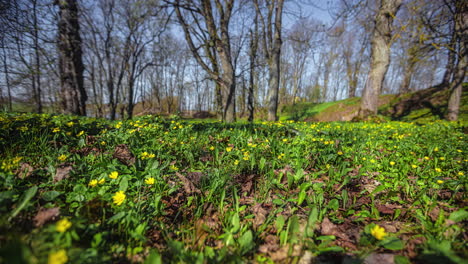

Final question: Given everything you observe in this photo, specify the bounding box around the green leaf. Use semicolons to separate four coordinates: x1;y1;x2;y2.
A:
306;206;318;237
297;189;306;205
394;255;411;264
381;237;404;251
327;199;339;211
144;250;162;264
371;184;386;194
275;215;285;234
119;177;129;192
9;186;37;221
449;209;468;223
238;230;254;254
108;211;126;223
231;213;240;233
42;191;61;202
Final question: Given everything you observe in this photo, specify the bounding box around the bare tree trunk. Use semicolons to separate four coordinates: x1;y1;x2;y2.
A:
56;0;87;116
441;23;456;88
447;1;467;121
358;0;402;118
247;24;257;121
32;0;42;113
1;39;12;111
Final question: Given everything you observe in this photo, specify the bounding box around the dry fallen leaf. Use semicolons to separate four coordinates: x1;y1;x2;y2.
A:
16;163;34;179
176;172;201;194
34;207;60;227
113;144;135;166
54;165;73;183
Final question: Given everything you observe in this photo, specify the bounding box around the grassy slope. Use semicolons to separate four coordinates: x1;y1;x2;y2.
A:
280;86;468;122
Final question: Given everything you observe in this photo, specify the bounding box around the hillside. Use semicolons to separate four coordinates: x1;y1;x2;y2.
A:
281;86;468;122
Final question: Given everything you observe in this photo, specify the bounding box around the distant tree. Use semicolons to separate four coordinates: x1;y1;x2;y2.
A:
56;0;87;115
358;0;402;118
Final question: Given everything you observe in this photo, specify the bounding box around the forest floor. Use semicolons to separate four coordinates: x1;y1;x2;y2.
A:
0;112;466;263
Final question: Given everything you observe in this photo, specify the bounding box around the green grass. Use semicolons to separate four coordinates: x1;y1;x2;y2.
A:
0;113;467;263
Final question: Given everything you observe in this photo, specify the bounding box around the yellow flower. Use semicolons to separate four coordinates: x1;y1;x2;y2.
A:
76;131;84;137
337;151;343;155
209;146;215;151
109;171;118;179
457;149;462;153
458;172;464;176
170;164;179;171
100;141;106;145
57;154;67;161
411;164;418;169
439;157;445;161
52;127;60;133
437;180;444;184
226;147;232;152
113;191;126;206
370;225;387;240
424;156;430;160
234;160;239;166
48;249;68;264
390;161;395;166
66;121;74;127
435;168;442;173
98;178;105;184
56;218;72;233
434;147;439;152
362;157;367;161
282;138;288;142
145;177;155;185
88;179;98;187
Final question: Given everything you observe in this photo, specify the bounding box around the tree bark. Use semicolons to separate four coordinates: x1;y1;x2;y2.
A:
56;0;87;116
248;20;258;122
358;0;402;118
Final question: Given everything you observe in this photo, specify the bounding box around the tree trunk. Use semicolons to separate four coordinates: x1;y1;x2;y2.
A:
358;0;402;118
1;39;12;111
56;0;87;116
447;1;467;121
32;0;42;113
266;0;284;121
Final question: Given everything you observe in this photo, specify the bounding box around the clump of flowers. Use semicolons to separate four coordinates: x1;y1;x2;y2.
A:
88;179;98;187
370;225;387;240
140;151;155;160
112;191;126;206
48;249;68;264
145;177;155;185
56;218;72;233
109;171;119;179
57;154;67;161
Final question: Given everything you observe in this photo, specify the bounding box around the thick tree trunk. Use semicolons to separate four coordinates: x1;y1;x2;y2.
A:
447;2;467;121
56;0;87;116
358;0;402;118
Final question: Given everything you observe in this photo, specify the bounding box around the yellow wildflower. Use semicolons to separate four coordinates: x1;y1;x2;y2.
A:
98;178;105;184
434;147;439;152
76;131;84;137
57;154;67;161
48;249;68;264
88;179;98;187
424;156;430;160
112;191;126;206
411;164;418;169
56;218;72;233
109;171;119;179
209;146;215;151
458;172;464;176
435;168;442;173
370;225;387;240
52;127;60;133
437;180;444;184
390;161;395;166
66;121;74;127
439;157;445;161
234;160;239;166
145;177;155;185
226;147;232;152
337;151;343;155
